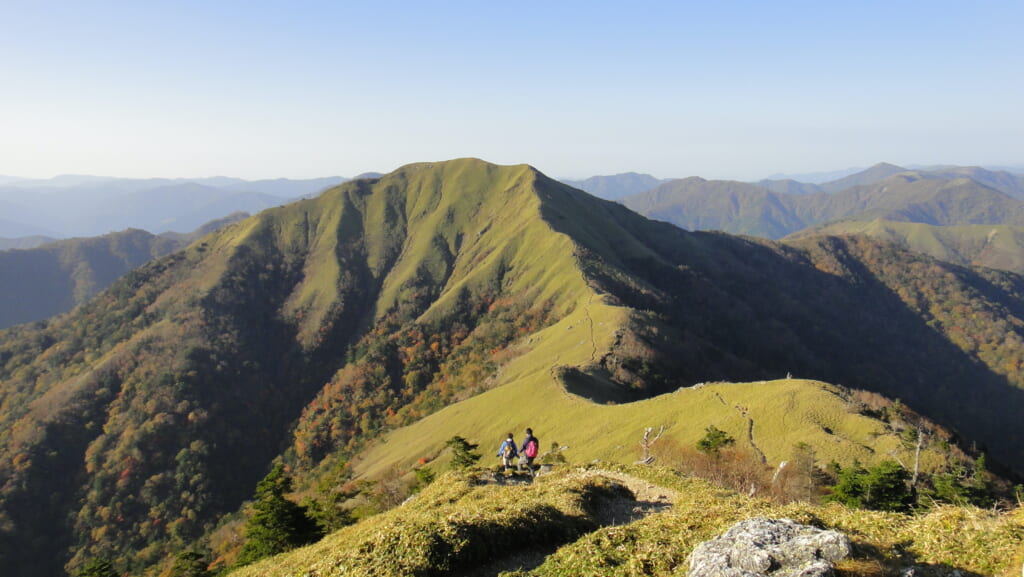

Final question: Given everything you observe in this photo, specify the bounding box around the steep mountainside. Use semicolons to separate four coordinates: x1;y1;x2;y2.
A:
1;159;1023;576
0;214;249;329
620;177;803;238
0;160;590;576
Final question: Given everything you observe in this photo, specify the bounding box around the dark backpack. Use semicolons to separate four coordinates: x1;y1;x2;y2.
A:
524;437;539;458
503;442;515;458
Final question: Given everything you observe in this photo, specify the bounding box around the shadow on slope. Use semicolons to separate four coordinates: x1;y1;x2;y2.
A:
535;174;1024;473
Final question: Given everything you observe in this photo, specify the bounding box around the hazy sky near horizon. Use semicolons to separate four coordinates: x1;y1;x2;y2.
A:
2;1;1022;181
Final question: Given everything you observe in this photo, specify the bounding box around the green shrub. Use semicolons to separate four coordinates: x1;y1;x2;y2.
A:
696;425;735;457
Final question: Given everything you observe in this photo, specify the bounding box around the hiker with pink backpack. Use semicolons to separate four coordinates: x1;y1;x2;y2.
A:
518;427;539;476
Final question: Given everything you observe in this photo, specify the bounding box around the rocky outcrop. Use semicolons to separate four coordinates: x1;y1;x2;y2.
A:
688;517;851;577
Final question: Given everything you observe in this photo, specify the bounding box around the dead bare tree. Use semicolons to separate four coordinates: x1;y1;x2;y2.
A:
638;425;665;464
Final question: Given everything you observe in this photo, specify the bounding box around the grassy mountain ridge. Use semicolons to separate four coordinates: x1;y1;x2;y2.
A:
787;219;1024;274
228;465;1023;577
353;213;1024;480
1;159;1023;576
0;159;598;576
355;378;954;482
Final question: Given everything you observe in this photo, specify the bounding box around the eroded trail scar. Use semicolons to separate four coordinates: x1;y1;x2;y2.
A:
458;469;678;577
583;294;597;363
576;469;677;526
734;403;767;464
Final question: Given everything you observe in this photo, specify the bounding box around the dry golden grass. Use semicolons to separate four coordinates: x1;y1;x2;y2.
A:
228;465;1024;577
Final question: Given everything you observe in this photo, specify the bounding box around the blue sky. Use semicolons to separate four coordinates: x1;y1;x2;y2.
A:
2;1;1021;181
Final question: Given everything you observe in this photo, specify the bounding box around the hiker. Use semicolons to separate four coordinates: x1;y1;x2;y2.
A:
518;427;540;476
497;433;518;471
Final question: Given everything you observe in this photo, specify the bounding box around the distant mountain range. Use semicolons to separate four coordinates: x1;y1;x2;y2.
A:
559;172;667;200
624;163;1024;238
618;163;1024;278
0;175;346;239
0;213;247;329
2;159;1023;576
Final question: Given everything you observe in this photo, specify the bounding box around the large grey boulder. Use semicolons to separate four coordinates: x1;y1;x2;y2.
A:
688;517;851;577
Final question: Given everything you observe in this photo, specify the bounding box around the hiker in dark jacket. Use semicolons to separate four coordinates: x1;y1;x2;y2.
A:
518;428;539;476
497;433;518;471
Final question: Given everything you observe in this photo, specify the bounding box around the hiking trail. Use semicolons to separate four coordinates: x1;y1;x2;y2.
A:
458;468;678;577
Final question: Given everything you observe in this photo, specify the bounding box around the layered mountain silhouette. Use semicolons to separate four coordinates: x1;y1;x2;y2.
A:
0;213;248;329
0;176;345;239
559;172;666;200
624;165;1024;240
1;159;1023;576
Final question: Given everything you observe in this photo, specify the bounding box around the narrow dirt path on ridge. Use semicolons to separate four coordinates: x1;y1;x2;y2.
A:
456;468;679;577
713;391;766;464
573;468;678;525
583;294;597;363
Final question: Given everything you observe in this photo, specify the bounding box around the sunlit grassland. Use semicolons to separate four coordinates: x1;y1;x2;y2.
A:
229;471;624;577
789;219;1024;274
229;466;1024;577
356;337;941;481
528;466;1024;577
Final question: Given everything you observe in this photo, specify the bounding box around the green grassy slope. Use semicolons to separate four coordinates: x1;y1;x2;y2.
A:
787;219;1024;274
0;159;607;576
2;158;1024;577
528;468;1023;577
356;378;947;481
228;467;1024;577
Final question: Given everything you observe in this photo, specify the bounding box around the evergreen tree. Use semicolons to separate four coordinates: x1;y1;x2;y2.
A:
827;461;868;509
168;550;211;577
412;466;436;494
930;466;972;505
77;558;118;577
445;436;481;470
828;460;912;512
696;425;735;457
235;463;323;566
863;460;913;511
